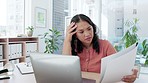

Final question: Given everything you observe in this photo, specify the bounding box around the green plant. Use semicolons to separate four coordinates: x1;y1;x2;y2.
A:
122;18;139;48
26;26;34;37
26;26;34;32
43;28;62;53
141;39;148;65
114;42;124;52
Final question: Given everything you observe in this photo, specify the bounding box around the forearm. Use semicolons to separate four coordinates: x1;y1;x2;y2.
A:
62;22;77;55
62;40;72;55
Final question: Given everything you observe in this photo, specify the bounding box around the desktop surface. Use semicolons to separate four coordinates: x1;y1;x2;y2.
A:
0;65;148;83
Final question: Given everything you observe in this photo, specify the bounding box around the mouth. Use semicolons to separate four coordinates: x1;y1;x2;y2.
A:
85;37;92;41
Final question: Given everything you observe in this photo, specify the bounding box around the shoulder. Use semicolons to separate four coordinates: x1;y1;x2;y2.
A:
98;39;111;45
98;39;116;56
98;39;116;51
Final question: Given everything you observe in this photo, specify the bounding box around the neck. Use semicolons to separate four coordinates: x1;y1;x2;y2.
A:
84;43;92;49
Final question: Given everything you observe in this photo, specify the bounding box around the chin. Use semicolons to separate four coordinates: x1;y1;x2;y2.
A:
85;41;92;45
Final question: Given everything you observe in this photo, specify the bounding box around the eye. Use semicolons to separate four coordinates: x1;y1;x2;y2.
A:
79;31;83;33
88;28;91;30
78;30;83;33
87;27;91;31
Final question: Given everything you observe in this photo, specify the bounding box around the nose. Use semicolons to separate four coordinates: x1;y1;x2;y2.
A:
84;31;90;37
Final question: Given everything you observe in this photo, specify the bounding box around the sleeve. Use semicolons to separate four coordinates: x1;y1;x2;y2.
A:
105;40;117;56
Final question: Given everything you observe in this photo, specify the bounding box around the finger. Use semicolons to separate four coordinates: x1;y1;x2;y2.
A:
132;69;138;75
67;22;75;30
124;75;137;79
68;24;77;33
122;78;135;83
66;23;76;34
122;75;136;82
71;30;77;35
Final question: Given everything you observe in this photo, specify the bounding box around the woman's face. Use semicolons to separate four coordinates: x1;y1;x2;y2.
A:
76;20;94;47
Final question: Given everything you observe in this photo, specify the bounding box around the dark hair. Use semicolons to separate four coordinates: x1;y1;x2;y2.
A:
70;14;100;55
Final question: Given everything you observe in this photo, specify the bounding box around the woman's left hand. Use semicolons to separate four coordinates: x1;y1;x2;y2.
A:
121;69;138;83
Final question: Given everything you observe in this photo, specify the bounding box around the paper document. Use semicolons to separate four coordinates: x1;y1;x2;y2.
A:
100;43;138;83
16;63;34;75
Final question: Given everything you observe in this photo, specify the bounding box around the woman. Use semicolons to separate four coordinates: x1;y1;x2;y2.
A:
62;14;137;82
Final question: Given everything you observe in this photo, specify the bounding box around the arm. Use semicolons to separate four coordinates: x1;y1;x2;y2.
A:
62;39;72;55
62;22;77;55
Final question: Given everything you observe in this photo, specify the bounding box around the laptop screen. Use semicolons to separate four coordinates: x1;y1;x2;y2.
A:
30;53;82;83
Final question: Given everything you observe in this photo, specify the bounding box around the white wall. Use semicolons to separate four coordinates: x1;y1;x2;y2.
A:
136;0;148;37
25;0;52;52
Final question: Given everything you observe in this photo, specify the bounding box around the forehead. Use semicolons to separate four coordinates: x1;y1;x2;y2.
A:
76;21;90;30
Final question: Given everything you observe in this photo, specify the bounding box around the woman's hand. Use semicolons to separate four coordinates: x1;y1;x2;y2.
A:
62;22;77;55
65;22;77;42
122;69;138;83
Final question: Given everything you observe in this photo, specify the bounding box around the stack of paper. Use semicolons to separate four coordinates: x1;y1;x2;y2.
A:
100;43;138;83
16;63;34;75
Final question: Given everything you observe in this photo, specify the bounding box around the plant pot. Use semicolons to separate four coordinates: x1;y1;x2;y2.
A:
27;31;33;37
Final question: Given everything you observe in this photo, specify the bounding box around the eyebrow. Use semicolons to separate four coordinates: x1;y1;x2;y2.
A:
77;25;92;31
88;25;91;28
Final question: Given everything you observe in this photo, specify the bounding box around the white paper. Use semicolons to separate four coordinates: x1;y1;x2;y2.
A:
16;63;34;74
100;43;138;83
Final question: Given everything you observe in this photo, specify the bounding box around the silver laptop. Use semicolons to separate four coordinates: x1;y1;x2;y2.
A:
30;53;82;83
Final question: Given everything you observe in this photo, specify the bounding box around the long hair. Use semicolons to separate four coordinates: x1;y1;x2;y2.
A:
70;14;100;55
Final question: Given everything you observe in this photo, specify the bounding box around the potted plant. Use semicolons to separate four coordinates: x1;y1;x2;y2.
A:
26;26;34;37
141;39;148;66
43;28;62;53
114;18;139;52
122;18;139;48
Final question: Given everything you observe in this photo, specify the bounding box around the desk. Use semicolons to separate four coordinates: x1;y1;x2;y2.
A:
0;67;148;83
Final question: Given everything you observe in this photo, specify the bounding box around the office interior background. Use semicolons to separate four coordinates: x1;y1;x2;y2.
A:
0;0;148;63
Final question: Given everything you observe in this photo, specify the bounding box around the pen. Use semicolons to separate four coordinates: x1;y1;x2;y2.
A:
0;76;10;80
0;69;8;74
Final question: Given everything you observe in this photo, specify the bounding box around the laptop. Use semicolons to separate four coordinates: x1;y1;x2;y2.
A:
30;53;96;83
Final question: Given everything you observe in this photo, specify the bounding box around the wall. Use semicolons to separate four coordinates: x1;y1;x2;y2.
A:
135;0;148;37
137;0;148;37
25;0;52;52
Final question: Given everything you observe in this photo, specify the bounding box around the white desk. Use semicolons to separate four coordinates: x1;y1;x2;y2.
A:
135;74;148;83
0;66;148;83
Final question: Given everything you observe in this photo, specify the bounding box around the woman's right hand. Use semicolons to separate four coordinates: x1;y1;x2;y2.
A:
62;22;77;55
65;22;77;42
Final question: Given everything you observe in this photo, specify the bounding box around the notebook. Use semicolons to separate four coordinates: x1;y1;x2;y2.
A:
16;62;34;75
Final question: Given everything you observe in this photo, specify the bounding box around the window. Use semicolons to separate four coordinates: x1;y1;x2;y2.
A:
0;0;25;37
52;0;70;54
